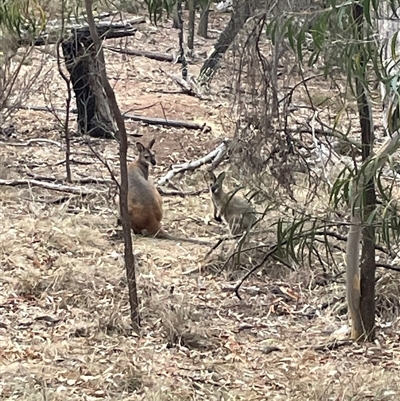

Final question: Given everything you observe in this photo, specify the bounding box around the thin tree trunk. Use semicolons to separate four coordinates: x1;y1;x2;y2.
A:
84;0;140;333
172;2;181;29
56;0;72;182
177;1;188;81
348;2;376;342
187;0;196;57
197;0;211;38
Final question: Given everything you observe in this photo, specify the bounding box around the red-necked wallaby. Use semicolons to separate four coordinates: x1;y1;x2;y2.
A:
125;139;210;245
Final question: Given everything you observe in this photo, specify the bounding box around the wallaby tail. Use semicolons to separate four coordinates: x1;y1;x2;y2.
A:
156;229;212;245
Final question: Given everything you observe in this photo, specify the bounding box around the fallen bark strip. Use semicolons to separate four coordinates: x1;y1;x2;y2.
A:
25;173;114;185
0;138;65;149
12;105;209;131
105;46;183;63
157;141;229;186
0;179;103;195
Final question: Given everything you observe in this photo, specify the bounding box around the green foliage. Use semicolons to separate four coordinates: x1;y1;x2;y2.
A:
261;1;400;270
273;215;341;272
0;0;46;38
143;0;176;25
143;0;214;25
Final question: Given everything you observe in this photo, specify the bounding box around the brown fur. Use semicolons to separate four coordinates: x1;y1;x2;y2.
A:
126;139;210;245
127;138;163;235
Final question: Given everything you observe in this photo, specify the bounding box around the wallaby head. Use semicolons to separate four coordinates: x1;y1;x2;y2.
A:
208;170;225;222
209;171;226;198
132;138;157;180
136;138;156;168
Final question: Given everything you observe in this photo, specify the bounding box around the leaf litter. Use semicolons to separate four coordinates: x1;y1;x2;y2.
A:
1;9;400;401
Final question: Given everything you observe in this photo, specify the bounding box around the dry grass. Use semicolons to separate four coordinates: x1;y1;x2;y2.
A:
1;10;400;401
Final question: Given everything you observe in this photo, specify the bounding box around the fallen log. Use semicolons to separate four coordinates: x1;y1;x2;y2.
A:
12;105;210;131
20;17;145;47
123;112;209;130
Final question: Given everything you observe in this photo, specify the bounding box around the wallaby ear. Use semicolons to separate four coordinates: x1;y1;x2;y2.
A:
217;172;226;183
148;138;156;149
136;142;145;153
208;169;216;181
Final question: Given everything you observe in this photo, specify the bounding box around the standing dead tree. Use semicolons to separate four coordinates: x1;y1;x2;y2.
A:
24;18;144;139
61;24;136;139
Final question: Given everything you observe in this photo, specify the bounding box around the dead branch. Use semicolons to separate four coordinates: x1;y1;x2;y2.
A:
232;228;399;300
54;158;94;166
56;31;73;182
123;112;209;130
0;178;103;195
47;16;146;30
319;230;396;258
203;236;227;259
105;46;185;64
12;105;209;131
46;11;120;29
159;68;205;98
376;262;400;273
157;141;229;186
85;0;139;331
302;340;353;352
234;245;278;300
156;188;209;197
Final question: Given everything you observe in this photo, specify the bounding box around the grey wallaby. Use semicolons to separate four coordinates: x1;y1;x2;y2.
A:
208;170;256;237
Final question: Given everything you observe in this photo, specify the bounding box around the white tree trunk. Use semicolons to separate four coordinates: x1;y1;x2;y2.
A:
346;3;400;339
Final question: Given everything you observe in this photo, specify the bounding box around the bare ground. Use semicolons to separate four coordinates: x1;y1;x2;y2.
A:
1;10;400;401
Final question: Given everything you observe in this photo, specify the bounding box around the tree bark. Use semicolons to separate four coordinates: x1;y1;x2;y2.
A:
187;0;196;56
62;30;116;138
198;0;252;85
177;1;188;81
172;2;181;29
197;0;211;38
348;2;376;342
